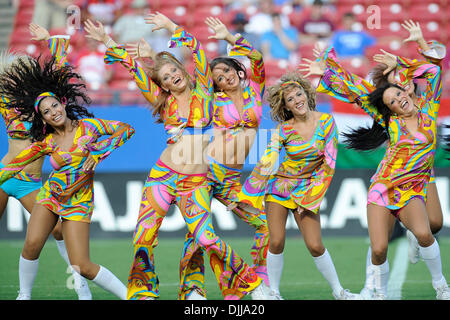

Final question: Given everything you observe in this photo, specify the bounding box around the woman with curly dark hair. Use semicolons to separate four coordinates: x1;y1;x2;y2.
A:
0;23;94;300
0;52;135;300
303;41;449;300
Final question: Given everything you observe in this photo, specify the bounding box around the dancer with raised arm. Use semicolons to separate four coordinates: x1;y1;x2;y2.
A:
84;12;268;300
0;53;135;300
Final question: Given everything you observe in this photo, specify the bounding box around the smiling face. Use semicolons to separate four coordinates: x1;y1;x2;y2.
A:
38;96;67;128
211;62;241;92
382;86;415;116
157;62;188;93
284;85;310;117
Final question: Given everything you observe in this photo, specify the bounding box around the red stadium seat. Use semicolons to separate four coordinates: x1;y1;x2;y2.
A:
408;4;443;22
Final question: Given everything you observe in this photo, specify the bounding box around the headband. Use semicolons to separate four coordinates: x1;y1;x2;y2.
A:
34;92;66;113
281;80;302;88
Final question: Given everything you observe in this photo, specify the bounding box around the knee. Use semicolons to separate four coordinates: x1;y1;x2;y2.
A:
371;243;388;263
269;238;285;254
22;238;44;260
70;260;97;280
412;229;434;247
305;241;325;257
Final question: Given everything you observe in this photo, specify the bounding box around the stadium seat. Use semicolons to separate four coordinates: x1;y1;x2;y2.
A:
408;4;443;22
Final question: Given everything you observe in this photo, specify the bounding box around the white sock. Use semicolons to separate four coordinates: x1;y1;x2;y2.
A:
363;247;372;289
370;260;389;296
55;240;91;299
313;249;343;295
419;238;445;286
267;251;284;293
92;265;127;300
18;255;39;297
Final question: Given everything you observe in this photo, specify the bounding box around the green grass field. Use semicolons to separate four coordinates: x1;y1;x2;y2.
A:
1;236;449;300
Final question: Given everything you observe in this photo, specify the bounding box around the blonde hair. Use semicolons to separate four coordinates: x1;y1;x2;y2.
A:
143;51;194;123
266;72;316;123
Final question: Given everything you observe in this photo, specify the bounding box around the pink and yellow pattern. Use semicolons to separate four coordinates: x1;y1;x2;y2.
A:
317;47;441;210
0;118;135;221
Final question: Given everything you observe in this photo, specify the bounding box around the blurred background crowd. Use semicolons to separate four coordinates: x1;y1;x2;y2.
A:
2;0;450;106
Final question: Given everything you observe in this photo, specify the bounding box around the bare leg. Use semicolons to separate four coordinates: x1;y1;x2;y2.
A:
0;188;8;220
61;219;126;299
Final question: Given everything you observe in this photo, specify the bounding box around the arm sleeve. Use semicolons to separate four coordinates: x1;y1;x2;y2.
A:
397;56;442;104
83;118;135;163
47;35;70;67
316;47;384;126
229;34;266;99
0;142;50;185
237;125;284;210
104;45;161;105
169;25;214;97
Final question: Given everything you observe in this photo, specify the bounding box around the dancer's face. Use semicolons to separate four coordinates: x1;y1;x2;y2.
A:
158;62;187;93
39;96;67;127
211;63;241;91
382;86;415;116
284;85;310;117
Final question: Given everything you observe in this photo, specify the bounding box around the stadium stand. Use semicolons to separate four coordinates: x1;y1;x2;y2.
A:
3;0;450;105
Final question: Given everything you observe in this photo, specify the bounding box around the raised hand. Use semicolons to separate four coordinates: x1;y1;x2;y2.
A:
29;23;50;41
84;19;108;43
144;12;177;33
205;17;230;41
373;49;398;75
298;57;325;78
401;19;424;43
126;38;155;59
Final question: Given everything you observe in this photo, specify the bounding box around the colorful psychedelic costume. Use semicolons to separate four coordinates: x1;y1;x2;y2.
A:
0;118;135;222
317;47;442;214
237;111;338;214
104;26;263;300
179;35;270;298
0;36;70;199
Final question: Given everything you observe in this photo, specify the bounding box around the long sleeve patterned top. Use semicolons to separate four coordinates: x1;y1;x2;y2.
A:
237;113;338;213
0;119;135;222
317;47;442;210
213;35;265;138
104;25;214;144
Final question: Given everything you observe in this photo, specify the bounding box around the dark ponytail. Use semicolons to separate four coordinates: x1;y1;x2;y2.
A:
342;83;403;151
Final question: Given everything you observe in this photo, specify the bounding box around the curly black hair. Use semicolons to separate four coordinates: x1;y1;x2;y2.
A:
0;55;94;141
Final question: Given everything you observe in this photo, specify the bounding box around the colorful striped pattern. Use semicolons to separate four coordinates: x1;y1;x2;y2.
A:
128;160;262;300
317;47;442;210
47;35;70;67
0;118;135;222
238;113;338;214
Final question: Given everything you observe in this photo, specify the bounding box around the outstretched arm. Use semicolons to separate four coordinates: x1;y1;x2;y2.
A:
0;142;50;185
30;23;70;67
146;12;213;94
206;17;265;97
84;19;161;106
